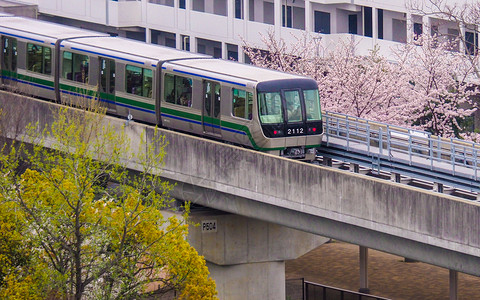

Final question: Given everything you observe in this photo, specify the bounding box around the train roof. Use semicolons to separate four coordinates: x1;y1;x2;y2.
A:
0;15;107;40
0;15;315;86
168;57;312;84
66;36;210;63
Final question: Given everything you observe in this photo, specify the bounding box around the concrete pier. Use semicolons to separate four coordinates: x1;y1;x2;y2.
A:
188;213;328;299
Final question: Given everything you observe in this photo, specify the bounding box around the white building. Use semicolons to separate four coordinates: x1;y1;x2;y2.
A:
15;0;478;61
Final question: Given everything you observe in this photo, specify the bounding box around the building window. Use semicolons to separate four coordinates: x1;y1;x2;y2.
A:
147;0;173;6
392;19;407;43
232;88;253;119
27;43;51;75
363;6;372;37
378;9;384;39
465;31;478;55
414;23;423;40
193;0;204;12
314;11;330;34
228;50;238;61
126;65;153;98
445;28;459;51
214;47;222;59
179;0;185;9
235;0;242;19
348;15;357;34
263;1;274;25
213;0;227;16
63;51;89;83
282;5;292;28
181;35;190;51
164;73;192;107
198;44;206;54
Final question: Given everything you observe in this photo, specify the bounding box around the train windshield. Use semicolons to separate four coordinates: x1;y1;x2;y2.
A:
258;88;322;124
258;92;284;124
285;90;302;123
303;89;321;121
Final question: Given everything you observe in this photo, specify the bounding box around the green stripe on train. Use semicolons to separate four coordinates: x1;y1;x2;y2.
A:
160;106;286;151
6;71;154;112
59;83;155;111
16;72;54;88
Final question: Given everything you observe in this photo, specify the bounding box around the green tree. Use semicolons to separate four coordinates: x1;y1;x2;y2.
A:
0;101;217;299
0;199;45;300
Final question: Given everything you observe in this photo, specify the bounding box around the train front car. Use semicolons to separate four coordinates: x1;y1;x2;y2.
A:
255;78;323;158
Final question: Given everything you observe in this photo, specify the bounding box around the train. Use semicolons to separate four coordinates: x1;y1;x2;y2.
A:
0;14;323;158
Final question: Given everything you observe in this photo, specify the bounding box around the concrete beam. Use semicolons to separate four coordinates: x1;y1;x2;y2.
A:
168;180;480;277
2;93;480;277
188;213;328;265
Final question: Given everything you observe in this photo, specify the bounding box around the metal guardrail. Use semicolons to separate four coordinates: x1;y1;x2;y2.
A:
321;111;480;195
286;278;391;300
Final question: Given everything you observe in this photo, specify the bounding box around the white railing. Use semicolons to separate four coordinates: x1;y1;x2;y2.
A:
323;111;480;183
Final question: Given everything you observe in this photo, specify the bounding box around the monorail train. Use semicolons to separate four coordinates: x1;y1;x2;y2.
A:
0;14;323;157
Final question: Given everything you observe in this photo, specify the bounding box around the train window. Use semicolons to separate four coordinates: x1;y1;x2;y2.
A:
285;90;302;123
27;43;51;75
164;73;192;107
213;83;221;117
303;89;322;121
143;69;153;98
258;92;283;124
62;51;89;84
2;37;17;72
126;65;153;98
232;88;253;120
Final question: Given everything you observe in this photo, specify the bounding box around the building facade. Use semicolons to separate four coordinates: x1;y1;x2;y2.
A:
17;0;477;61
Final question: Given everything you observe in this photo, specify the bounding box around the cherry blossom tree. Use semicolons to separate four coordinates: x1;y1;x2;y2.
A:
243;29;478;139
315;42;410;125
243;32;411;125
407;0;480;139
395;34;477;138
243;30;318;77
408;0;480;78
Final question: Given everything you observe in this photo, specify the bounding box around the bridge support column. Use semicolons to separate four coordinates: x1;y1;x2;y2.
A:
359;246;370;294
188;213;329;300
450;269;458;300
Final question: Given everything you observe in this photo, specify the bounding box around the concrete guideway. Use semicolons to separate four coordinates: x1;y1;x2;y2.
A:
2;92;480;299
322;111;480;196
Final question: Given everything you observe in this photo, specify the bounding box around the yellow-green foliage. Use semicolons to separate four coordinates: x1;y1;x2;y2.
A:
0;200;44;300
0;103;217;299
161;217;217;299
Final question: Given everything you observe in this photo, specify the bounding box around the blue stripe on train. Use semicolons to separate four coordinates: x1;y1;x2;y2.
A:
161;112;247;135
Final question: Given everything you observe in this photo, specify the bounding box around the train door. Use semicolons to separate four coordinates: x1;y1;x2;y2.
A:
1;36;17;85
202;80;221;135
99;57;116;112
